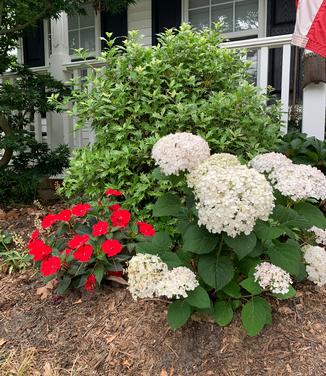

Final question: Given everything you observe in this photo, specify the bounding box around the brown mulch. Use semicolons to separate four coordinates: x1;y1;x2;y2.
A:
1;206;326;375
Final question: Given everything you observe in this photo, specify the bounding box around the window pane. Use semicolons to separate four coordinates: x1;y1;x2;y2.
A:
212;0;232;4
69;30;79;54
235;0;258;31
189;0;209;8
80;28;96;51
68;15;78;30
189;8;209;29
211;4;233;32
80;9;95;28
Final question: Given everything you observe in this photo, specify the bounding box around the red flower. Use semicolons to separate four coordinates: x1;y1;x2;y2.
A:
57;209;72;222
28;239;52;261
85;274;97;291
102;239;123;257
105;188;123;197
137;222;156;237
73;244;93;262
41;214;58;229
60;248;72;257
109;203;121;212
92;221;109;237
30;230;40;241
68;234;90;249
110;210;131;228
40;256;61;276
71;203;91;217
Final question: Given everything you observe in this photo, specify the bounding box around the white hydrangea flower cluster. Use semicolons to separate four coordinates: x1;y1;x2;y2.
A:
187;153;240;188
254;262;292;294
192;164;274;237
127;253;199;300
302;245;326;286
151;132;210;175
250;152;326;201
310;226;326;246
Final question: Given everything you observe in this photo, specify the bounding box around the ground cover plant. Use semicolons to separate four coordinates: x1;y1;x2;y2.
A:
125;133;326;336
56;24;282;210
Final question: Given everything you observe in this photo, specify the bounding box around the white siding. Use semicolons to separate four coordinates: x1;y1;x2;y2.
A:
128;0;152;46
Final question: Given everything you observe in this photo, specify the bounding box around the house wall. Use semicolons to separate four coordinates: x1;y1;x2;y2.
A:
128;0;152;46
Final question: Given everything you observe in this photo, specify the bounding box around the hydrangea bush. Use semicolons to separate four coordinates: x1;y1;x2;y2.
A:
28;189;155;293
128;132;326;336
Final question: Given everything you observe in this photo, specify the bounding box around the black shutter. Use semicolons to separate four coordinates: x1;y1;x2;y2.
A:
152;0;182;45
266;0;301;102
23;21;45;67
101;9;128;49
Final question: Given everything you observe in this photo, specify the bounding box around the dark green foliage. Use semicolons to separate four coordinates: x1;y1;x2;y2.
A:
277;132;326;173
58;25;282;208
0;131;70;204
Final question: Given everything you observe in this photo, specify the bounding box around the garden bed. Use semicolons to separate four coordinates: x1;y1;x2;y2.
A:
1;207;326;376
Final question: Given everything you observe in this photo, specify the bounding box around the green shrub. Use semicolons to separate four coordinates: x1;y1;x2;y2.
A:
277;131;326;173
58;24;282;209
0;131;70;204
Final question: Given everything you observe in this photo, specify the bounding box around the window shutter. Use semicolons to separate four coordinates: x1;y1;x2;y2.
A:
23;21;45;67
101;9;128;49
152;0;182;45
266;0;301;102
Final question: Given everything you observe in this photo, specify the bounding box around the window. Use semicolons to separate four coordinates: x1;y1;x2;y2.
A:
68;5;97;55
188;0;259;37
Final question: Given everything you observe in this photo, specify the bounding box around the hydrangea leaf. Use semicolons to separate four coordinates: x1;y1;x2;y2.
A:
240;277;262;295
223;280;242;298
272;285;296;300
136;232;172;253
224;233;257;260
241;297;271;336
153;193;182;217
267;241;301;276
271;205;310;229
213;301;233;326
293;202;326;229
183;224;219;254
254;220;285;240
198;254;234;290
185;286;211;309
167;300;192;331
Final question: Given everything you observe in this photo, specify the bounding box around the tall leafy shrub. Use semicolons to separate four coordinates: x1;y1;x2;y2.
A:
59;24;282;208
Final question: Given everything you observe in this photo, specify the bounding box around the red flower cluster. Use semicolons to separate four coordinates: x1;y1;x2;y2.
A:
71;203;91;217
109;203;121;212
137;222;155;237
92;221;109;236
110;209;131;228
68;234;90;249
28;238;61;277
73;244;93;262
102;239;123;257
40;256;61;276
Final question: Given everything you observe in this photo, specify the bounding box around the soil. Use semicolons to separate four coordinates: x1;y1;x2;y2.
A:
1;206;326;376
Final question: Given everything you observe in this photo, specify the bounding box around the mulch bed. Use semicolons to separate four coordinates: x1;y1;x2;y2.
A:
1;205;326;375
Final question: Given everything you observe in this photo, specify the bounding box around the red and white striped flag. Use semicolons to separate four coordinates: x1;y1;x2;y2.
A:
292;0;326;58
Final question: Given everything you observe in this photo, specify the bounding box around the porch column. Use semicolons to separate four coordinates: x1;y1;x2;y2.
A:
48;13;74;149
302;52;326;141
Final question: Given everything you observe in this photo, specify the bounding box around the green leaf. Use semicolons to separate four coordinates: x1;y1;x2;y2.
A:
153;193;182;217
213;301;233;326
241;297;271;336
271;205;310;229
167;300;192;330
74;224;92;235
225;233;257;260
293;202;326;229
240;277;262;295
272;285;296;300
223;280;241;298
159;252;183;268
185;286;211;309
94;264;105;284
198;254;234;291
183;224;219;254
56;276;71;295
254;220;285;240
136;232;172;253
267;241;301;276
